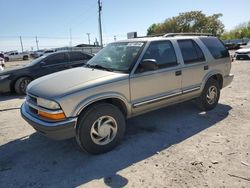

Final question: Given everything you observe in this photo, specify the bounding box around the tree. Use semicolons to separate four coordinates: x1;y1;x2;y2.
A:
147;11;224;36
221;21;250;40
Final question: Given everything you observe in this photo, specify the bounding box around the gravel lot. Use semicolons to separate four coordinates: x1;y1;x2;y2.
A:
0;58;249;187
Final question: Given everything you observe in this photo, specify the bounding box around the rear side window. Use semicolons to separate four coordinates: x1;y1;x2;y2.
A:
200;37;229;59
178;40;205;64
45;53;67;65
69;52;88;61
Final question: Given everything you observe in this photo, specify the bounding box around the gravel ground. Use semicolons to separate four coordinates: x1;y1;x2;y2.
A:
0;58;249;188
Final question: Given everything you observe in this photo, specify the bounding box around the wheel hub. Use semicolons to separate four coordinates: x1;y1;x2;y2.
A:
206;86;218;104
90;116;118;145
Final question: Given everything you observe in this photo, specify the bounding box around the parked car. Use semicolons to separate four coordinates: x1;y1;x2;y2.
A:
235;42;250;60
21;33;233;154
224;42;240;50
0;51;93;94
0;57;5;71
4;51;29;61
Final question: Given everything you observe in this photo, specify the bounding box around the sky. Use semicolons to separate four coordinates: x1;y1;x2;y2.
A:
1;0;250;52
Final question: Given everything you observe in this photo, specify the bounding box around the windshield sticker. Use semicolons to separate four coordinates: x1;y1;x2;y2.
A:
127;43;144;47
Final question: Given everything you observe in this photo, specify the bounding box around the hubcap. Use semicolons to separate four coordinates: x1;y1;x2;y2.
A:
206;86;218;104
90;116;118;145
20;79;31;93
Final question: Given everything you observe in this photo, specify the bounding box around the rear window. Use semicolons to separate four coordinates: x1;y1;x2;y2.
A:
200;37;229;59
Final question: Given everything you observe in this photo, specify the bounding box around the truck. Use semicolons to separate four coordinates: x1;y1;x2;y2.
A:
4;51;29;61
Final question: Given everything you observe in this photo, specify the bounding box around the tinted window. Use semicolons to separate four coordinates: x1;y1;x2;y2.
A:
45;53;66;65
178;40;205;64
200;37;229;59
69;52;86;61
142;40;177;69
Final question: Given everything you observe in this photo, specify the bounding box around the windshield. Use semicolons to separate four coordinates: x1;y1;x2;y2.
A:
26;54;48;67
86;42;145;73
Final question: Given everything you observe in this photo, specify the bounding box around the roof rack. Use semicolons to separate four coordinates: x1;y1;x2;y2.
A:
164;33;213;37
136;33;165;38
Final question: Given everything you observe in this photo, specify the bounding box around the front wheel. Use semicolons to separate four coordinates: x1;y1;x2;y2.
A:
14;77;32;95
76;103;126;154
196;79;220;111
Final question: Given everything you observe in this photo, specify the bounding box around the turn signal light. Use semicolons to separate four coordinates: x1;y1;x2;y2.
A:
38;111;66;120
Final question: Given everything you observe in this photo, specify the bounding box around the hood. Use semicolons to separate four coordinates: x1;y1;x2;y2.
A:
0;66;26;76
236;47;250;53
27;67;128;99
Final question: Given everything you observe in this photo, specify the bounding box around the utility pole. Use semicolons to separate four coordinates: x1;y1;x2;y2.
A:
86;33;91;45
19;36;24;52
35;36;39;50
69;28;72;47
98;0;103;48
114;35;116;41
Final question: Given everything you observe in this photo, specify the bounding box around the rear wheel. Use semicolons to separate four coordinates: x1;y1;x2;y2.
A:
23;56;29;60
196;78;220;111
76;103;126;154
14;77;32;95
4;57;9;62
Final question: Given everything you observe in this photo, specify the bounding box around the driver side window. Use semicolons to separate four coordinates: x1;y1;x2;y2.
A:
136;40;178;73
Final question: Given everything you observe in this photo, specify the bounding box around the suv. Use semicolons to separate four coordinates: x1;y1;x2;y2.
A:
21;33;234;154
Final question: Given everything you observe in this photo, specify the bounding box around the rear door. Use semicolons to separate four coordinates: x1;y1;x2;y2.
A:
177;39;207;96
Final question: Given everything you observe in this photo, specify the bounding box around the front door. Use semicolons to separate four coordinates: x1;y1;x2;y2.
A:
130;40;182;115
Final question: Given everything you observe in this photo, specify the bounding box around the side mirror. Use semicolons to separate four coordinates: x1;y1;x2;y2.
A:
40;61;46;66
138;59;158;73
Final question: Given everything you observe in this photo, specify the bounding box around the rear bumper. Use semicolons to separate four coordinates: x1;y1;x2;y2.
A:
21;103;77;140
223;74;234;88
0;78;11;93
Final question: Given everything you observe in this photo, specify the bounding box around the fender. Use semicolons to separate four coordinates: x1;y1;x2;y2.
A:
200;69;223;91
73;92;132;117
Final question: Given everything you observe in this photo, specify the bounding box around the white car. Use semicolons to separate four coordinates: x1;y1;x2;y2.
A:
235;42;250;60
0;57;5;70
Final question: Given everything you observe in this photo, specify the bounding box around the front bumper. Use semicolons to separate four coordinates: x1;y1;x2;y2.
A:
223;74;234;88
0;78;11;93
21;103;77;140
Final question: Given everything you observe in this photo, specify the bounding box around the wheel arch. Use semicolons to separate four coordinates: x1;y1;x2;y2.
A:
201;71;223;91
75;94;131;119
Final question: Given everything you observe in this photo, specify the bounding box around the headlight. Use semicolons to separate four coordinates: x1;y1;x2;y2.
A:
37;98;60;110
0;74;10;80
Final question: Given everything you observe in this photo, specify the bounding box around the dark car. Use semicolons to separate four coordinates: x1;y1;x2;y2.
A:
0;51;93;94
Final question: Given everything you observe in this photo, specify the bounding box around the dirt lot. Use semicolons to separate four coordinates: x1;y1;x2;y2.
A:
0;59;249;188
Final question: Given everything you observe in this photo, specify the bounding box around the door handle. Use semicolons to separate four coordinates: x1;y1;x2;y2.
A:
204;65;209;70
175;70;182;76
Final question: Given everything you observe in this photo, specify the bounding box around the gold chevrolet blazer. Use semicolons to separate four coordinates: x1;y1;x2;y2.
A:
21;33;234;154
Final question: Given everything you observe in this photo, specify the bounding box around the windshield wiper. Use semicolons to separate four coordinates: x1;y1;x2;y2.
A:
85;64;113;72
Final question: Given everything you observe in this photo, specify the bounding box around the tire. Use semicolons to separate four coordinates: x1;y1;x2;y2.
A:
4;57;9;62
14;77;32;95
23;56;29;60
196;78;220;111
76;103;126;154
